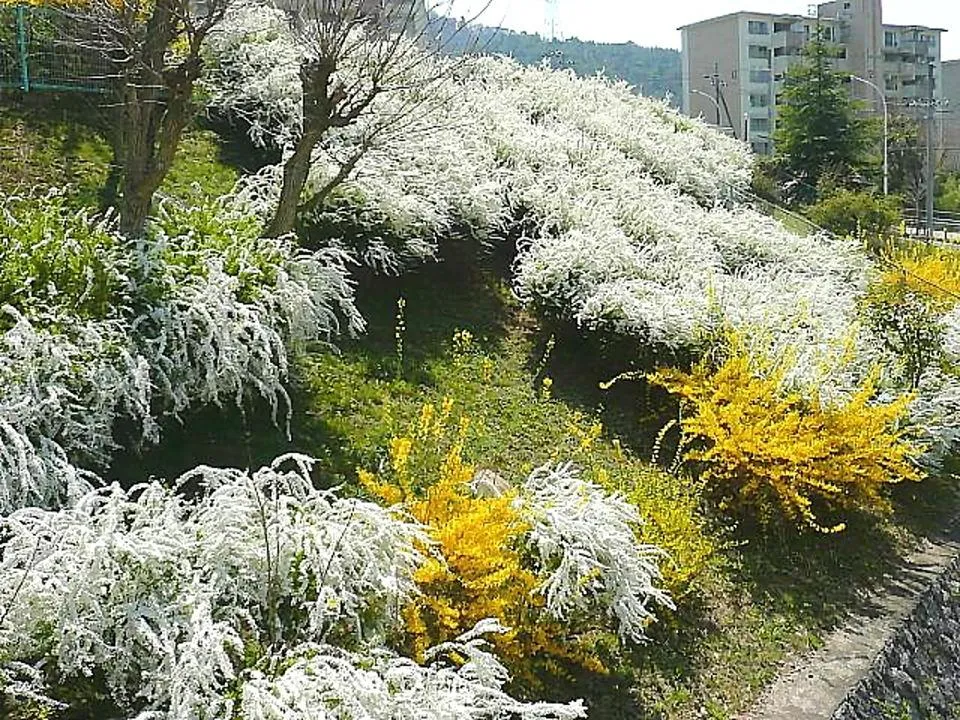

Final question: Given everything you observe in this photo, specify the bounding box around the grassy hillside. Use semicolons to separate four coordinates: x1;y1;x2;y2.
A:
3;95;958;719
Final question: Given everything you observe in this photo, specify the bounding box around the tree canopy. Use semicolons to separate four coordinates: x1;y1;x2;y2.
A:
434;16;681;102
773;30;879;203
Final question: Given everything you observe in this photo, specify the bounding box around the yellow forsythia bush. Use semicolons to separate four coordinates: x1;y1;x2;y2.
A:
597;465;716;594
649;348;922;532
361;401;606;682
882;244;960;308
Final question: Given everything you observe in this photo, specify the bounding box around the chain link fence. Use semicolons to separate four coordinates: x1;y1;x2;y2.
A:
0;4;113;93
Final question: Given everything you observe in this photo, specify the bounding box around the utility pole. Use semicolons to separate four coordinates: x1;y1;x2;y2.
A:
544;0;560;42
926;62;935;241
704;62;726;127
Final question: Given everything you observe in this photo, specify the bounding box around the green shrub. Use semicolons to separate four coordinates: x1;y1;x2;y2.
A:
0;192;129;322
150;198;285;303
937;173;960;214
806;189;902;238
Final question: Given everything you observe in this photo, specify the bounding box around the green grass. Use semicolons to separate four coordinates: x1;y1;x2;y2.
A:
0;94;239;206
0;96;112;206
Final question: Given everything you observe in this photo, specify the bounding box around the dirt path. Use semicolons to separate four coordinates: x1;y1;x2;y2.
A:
740;530;960;720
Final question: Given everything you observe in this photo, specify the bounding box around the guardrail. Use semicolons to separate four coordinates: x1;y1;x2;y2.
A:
903;209;960;241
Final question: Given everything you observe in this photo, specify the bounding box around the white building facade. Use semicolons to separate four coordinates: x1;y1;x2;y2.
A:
680;0;946;155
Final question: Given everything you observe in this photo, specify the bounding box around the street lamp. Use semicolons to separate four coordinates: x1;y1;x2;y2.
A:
690;89;725;127
850;74;889;195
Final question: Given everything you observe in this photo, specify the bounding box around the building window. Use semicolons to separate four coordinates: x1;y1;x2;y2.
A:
748;20;770;35
748;45;770;60
821;26;834;41
749;93;770;107
884;31;898;47
750;118;770;133
885;74;900;92
750;69;772;83
773;21;803;33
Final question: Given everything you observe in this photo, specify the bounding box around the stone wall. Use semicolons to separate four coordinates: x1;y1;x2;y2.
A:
832;556;960;720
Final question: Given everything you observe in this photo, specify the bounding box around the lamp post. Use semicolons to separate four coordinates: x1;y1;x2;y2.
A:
850;74;888;195
691;89;724;128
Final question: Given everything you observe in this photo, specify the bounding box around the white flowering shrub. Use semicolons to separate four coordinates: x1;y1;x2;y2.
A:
0;456;585;719
200;23;875;399
0;193;362;512
205;7;506;273
240;622;586;720
202;3;302;149
520;463;674;643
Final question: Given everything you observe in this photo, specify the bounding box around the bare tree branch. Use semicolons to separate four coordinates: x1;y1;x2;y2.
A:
258;0;494;237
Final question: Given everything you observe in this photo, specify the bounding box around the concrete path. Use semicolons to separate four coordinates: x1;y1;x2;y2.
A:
740;530;960;720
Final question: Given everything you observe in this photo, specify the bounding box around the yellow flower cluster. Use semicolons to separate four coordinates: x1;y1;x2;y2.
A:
882;244;960;308
650;349;922;532
596;465;715;594
360;400;605;683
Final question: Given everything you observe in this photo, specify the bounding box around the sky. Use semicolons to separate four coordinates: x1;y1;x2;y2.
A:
444;0;960;61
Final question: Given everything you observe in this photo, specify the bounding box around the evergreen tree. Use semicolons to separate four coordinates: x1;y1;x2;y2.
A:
773;30;879;203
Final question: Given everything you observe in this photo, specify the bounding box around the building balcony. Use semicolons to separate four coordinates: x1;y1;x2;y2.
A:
891;41;936;62
773;29;807;49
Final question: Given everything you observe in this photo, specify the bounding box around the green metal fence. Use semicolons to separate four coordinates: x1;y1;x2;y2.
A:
0;4;113;93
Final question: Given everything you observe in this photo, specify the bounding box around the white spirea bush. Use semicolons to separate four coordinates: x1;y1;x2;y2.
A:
240;622;586;720
0;308;147;509
201;22;868;395
0;456;585;719
0;194;362;512
521;463;674;642
201;19;960;458
202;2;303;148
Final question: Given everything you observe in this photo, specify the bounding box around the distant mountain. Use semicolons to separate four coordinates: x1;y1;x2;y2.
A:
435;18;682;103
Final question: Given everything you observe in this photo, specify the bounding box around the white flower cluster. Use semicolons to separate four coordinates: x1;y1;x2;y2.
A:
521;463;674;642
240;623;586;720
202;2;303;148
0;194;361;512
201;14;751;272
0;455;585;719
201;22;868;394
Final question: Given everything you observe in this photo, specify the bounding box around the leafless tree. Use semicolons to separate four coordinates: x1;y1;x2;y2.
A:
263;0;490;238
68;0;236;236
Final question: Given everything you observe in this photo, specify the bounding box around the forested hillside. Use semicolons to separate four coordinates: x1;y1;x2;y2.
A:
436;15;682;101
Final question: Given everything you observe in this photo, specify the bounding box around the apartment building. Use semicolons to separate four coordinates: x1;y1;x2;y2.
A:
680;0;946;155
943;59;960;171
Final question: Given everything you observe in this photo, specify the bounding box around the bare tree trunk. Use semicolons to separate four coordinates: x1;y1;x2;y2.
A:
119;174;157;237
265;123;326;238
115;56;199;237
